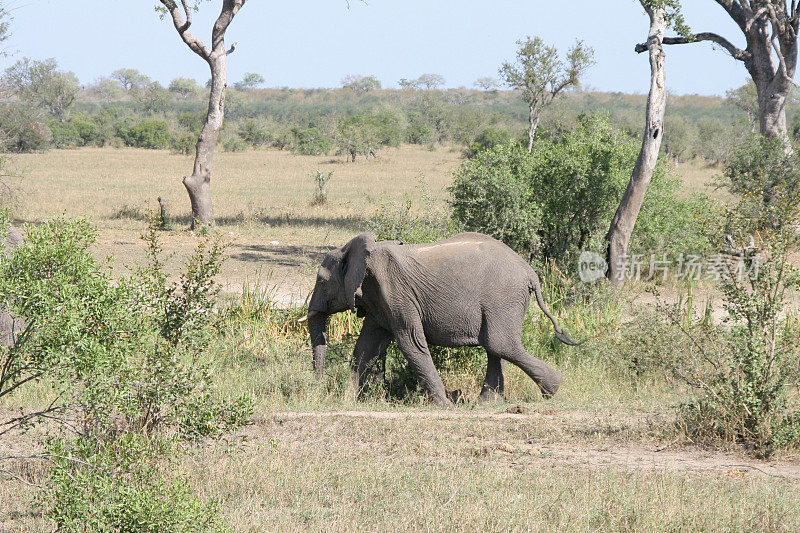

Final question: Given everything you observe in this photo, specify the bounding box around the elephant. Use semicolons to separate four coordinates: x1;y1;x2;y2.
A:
304;232;580;407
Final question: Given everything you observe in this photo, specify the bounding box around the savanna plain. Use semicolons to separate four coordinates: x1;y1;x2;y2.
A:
2;145;799;531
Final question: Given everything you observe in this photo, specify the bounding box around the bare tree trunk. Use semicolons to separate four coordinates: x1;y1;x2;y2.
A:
185;53;227;227
159;0;245;229
527;105;540;153
607;4;667;286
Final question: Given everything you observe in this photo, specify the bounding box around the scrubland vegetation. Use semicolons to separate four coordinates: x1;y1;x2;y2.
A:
3;48;800;533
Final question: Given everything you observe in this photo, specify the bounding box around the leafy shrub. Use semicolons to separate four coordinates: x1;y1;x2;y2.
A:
291;126;332;155
49;114;101;148
170;131;196;155
449;114;714;265
237;119;273;147
466;126;514;158
177;111;204;134
722;133;800;220
223;137;247;152
311;169;333;206
0;103;51;152
336;113;402;161
368;197;460;244
45;435;225;532
117;119;171;149
0;217;251;527
675;185;800;456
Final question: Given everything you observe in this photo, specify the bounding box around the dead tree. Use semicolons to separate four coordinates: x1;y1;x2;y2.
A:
644;1;800;144
158;0;246;228
607;1;669;286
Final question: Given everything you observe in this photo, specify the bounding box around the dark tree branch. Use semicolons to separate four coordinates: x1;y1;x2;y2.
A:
715;0;748;30
636;32;750;61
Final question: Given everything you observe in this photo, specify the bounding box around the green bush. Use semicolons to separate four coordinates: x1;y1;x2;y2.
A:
45;435;225;533
177;111;204;134
291;126;332;155
675;183;800;456
223;137;247;152
466;126;514;158
336;112;402;161
368;197;460;244
170;131;196;155
0;103;51;152
449;114;714;265
117;119;171;149
0;217;251;527
237;119;273;147
722;133;800;221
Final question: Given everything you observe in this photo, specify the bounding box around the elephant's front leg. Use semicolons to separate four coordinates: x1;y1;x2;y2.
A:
351;317;393;396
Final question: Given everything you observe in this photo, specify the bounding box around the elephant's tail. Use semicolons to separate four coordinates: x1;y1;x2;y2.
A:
530;273;583;346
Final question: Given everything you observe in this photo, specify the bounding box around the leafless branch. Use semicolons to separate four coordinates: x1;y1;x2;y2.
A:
715;0;749;31
158;0;211;60
0;467;42;489
638;32;750;62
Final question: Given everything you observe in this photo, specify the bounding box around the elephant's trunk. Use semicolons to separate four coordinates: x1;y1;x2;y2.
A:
308;311;329;380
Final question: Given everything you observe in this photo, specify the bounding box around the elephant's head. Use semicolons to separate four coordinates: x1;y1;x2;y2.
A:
305;233;375;379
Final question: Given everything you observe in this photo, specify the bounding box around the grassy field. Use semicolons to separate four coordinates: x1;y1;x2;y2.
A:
12;145;462;304
4;146;800;531
11;146;723;303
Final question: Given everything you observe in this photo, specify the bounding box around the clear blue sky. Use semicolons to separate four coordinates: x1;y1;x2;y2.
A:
4;0;752;95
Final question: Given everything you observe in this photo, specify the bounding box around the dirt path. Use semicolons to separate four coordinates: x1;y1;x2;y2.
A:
267;409;800;482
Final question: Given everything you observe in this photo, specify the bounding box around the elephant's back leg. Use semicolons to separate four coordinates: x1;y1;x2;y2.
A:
480;303;563;398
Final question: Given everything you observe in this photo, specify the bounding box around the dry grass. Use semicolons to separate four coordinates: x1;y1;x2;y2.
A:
182;414;800;532
5;148;799;531
12;145;462;303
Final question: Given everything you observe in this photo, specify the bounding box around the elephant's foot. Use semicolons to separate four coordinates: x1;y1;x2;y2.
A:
428;391;454;408
478;386;504;403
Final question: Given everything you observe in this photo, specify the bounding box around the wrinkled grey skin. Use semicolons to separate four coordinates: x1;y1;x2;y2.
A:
307;232;579;407
0;225;24;347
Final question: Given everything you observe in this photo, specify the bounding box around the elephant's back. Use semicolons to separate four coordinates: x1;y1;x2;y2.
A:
404;232;531;281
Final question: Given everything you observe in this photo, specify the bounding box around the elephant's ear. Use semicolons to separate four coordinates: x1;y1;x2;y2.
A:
342;233;375;311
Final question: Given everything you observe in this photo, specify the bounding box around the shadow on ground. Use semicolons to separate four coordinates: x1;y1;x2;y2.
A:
230;243;334;267
110;207;367;234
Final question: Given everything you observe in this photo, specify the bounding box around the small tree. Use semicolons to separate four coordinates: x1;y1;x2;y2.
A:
726;79;759;132
0;4;12;59
2;58;80;122
341;74;381;93
134;81;170;115
110;68;150;92
473;77;499;91
415;73;445;90
89;77;125;102
499;36;594;152
156;0;246;228
168;76;200;99
398;77;419;90
233;72;264;90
